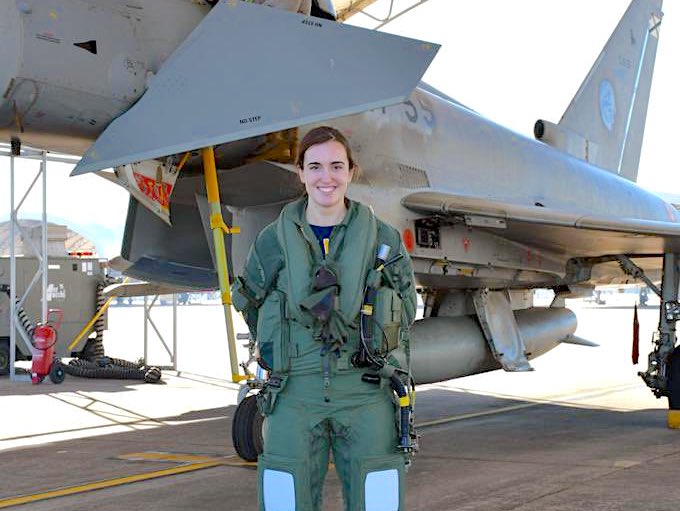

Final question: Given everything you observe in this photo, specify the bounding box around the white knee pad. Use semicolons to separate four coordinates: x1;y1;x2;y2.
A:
365;469;400;511
258;454;312;511
352;453;405;511
262;469;296;511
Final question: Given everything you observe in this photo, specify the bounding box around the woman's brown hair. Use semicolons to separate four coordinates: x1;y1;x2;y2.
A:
296;126;356;170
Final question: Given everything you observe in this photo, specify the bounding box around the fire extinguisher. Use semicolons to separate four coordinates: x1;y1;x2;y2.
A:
31;309;65;384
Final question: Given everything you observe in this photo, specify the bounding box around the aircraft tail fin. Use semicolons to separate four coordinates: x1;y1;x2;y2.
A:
534;0;663;182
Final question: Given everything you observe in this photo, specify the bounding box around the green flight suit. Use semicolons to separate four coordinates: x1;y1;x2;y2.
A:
234;197;417;511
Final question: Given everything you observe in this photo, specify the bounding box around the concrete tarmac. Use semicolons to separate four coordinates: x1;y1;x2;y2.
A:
2;302;680;510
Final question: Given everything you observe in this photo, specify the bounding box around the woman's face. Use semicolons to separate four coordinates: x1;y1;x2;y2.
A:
299;140;354;211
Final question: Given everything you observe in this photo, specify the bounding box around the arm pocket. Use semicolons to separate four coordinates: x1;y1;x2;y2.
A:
256;290;289;372
375;287;402;353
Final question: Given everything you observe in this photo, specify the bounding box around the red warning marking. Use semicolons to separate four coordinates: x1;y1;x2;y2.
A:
402;229;415;253
133;172;172;209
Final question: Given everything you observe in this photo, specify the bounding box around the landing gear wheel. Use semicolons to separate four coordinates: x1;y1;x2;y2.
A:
49;361;66;384
232;394;264;462
0;340;9;376
668;347;680;410
252;404;264;456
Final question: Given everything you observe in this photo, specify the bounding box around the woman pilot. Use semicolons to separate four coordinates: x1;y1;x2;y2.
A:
233;126;417;511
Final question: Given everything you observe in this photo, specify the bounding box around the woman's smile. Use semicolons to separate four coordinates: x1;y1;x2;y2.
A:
298;139;354;224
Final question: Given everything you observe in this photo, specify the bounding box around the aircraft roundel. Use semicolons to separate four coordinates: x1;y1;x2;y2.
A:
599;80;616;132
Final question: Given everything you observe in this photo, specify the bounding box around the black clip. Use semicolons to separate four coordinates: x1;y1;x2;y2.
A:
361;373;381;385
268;375;283;389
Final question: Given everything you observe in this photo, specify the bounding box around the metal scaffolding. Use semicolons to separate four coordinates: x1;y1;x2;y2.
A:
1;143;80;381
143;294;178;370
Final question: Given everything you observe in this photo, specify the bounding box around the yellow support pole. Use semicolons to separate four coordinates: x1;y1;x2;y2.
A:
68;277;129;352
201;146;246;383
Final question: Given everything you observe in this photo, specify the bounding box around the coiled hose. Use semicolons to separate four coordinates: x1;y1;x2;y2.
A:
64;357;162;383
64;277;162;383
15;299;35;338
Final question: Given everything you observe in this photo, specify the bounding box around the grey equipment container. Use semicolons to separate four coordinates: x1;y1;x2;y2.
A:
0;256;106;374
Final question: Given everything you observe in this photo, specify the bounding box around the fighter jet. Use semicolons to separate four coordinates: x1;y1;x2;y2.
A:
2;0;679;438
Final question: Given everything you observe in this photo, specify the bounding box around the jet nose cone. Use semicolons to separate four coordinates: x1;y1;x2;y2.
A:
0;2;22;135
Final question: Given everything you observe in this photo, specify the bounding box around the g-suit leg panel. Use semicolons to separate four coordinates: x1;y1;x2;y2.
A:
330;395;405;511
259;398;330;511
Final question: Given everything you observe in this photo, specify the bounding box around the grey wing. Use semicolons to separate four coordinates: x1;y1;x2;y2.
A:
72;1;438;175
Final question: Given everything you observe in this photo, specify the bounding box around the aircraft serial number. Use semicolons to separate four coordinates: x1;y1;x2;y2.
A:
381;97;435;128
240;116;261;125
302;19;323;28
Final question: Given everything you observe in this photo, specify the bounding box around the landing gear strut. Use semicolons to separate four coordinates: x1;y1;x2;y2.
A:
637;254;680;428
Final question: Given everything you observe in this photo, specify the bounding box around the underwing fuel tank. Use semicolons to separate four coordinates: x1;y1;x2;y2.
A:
400;308;577;384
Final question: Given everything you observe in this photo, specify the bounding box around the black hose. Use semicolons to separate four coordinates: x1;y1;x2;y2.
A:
390;373;411;450
66;276;162;383
15;301;35;338
65;358;145;380
353;285;379;368
1;286;35;337
64;358;162;383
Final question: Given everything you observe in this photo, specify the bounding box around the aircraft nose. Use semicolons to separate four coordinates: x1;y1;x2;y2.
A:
0;2;22;133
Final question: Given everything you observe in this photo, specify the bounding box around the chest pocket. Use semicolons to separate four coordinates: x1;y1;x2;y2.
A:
256;289;290;372
374;286;402;353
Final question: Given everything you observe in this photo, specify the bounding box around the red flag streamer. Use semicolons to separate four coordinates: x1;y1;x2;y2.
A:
632;304;640;365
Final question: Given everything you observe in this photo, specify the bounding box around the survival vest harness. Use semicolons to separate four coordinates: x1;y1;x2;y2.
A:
234;197;408;374
233;197;417;451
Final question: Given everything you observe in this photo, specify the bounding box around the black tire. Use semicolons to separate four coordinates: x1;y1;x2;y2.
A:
252;403;264;456
0;340;9;376
49;361;66;384
668;346;680;410
232;394;264;462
